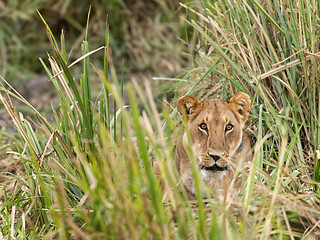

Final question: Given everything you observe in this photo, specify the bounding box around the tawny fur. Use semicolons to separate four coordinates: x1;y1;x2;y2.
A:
175;92;252;199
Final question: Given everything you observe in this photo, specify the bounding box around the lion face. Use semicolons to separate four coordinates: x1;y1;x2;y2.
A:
176;92;251;184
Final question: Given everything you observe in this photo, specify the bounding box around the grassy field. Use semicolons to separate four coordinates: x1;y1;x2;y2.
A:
1;0;320;239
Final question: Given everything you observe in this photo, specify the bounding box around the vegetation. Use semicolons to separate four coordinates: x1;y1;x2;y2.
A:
0;0;186;85
1;0;320;239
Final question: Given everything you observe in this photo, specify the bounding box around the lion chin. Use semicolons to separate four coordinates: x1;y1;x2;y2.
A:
175;92;252;199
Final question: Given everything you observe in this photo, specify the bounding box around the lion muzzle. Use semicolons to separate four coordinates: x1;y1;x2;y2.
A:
201;154;229;171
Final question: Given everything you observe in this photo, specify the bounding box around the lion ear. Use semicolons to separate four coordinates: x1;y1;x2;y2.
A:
177;95;202;120
229;92;251;125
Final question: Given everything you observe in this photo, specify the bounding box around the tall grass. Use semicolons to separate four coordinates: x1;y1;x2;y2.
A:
180;0;320;237
186;0;320;179
1;0;320;239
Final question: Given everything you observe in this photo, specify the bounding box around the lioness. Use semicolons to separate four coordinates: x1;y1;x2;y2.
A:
175;92;252;199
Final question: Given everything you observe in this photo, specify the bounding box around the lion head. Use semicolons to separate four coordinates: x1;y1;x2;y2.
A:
175;92;252;197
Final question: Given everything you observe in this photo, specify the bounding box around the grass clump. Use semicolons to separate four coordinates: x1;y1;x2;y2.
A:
1;0;320;239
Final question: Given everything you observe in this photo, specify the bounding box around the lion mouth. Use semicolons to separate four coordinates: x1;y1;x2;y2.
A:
201;164;228;172
200;154;229;172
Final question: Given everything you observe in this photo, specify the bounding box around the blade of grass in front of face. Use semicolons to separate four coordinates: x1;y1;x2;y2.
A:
181;115;207;239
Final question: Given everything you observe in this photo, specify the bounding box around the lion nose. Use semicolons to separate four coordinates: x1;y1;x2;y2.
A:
208;154;221;161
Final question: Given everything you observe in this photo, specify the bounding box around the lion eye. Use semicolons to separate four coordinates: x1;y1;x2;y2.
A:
225;124;233;132
199;123;208;131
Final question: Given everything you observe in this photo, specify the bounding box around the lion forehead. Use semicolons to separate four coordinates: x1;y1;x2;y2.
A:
194;99;237;123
